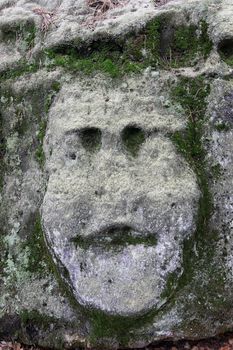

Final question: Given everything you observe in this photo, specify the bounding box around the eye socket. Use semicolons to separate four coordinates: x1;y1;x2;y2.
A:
80;127;102;153
218;38;233;61
121;126;145;157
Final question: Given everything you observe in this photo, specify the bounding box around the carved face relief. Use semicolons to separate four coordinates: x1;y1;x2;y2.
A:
41;77;200;316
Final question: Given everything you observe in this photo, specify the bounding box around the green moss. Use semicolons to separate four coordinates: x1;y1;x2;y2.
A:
51;81;61;93
22;217;165;346
35;145;45;167
224;57;233;67
0;231;6;275
214;122;230;132
127;17;212;69
35;82;61;167
89;311;135;345
19;309;82;349
2;22;36;50
122;61;142;74
122;126;145;157
169;77;229;332
169;20;212;67
0;110;6;192
22;214;79;311
171;77;210;121
20;309;57;330
23;214;50;275
124;35;147;63
24;25;36;50
35;120;46;167
44;18;212;77
14;107;29;136
44;25;149;77
88;305;162;346
170;77;221;292
160;269;181;300
0;17;217;345
21;215;159;346
45;48;122;78
0;60;39;81
0;17;212;82
15;118;29;136
44;81;61;115
199;21;214;56
143;17;161;65
210;163;222;180
71;230;157;250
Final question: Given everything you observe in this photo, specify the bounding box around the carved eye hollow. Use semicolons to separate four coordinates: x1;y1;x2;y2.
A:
122;125;146;157
79;127;102;153
218;38;233;61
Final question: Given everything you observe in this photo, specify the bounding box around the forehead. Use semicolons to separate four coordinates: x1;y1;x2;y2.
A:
48;75;185;138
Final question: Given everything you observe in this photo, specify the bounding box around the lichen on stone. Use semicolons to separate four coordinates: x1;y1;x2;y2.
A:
1;0;233;348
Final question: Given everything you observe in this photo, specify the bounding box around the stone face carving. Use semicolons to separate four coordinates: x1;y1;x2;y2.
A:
41;77;200;316
2;0;233;347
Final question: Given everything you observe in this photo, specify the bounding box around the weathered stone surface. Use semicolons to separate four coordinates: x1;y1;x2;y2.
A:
42;75;199;316
0;0;233;348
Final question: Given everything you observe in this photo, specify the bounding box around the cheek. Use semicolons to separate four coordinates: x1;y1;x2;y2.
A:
42;193;93;239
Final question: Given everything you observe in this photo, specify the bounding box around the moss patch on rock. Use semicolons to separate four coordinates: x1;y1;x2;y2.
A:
0;60;39;81
0;110;6;192
0;227;7;276
1;21;36;51
171;77;212;281
169;77;227;308
35;120;47;167
0;11;222;347
34;82;60;167
167;20;212;67
18;309;79;348
0;16;213;82
72;231;157;250
160;76;232;338
22;214;50;276
44;18;212;76
20;309;58;332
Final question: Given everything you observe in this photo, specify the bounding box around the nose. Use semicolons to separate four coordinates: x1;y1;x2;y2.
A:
73;134;199;240
82;149;150;235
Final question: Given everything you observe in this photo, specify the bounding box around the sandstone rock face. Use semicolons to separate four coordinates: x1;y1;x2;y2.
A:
1;0;233;348
42;77;199;316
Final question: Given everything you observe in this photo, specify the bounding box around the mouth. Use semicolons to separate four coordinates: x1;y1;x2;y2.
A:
71;224;157;250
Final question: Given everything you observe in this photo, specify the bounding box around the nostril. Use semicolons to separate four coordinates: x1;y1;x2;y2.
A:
68;152;76;160
94;187;105;197
131;197;145;214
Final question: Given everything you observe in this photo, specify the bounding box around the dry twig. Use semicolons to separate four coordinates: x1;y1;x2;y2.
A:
87;0;120;14
0;342;23;350
33;7;57;31
84;0;125;27
154;0;173;7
